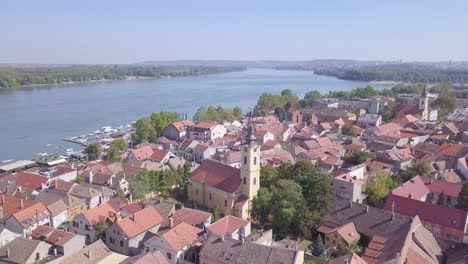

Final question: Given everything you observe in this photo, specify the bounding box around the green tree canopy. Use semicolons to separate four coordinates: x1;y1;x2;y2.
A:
343;151;369;165
260;164;278;189
342;124;357;137
431;94;458;119
85;142;102;161
110;138;128;151
193;105;242;122
400;160;431;182
366;171;400;207
105;146;121;162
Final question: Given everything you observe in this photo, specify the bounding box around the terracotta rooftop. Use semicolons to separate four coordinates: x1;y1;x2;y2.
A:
31;225;77;246
148;149;171;163
194;121;217;130
0;172;48;191
159;222;203;251
172;207;211;227
131;146;154;161
171;120;195;132
190;159;241;193
0;194;38;220
207;215;250;237
11;202;50;228
120;250;170;264
82;202;118;225
117;206;163;238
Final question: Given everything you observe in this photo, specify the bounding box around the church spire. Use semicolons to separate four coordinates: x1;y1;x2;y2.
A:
244;108;256;145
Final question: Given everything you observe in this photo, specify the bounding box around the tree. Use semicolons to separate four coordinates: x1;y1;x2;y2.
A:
193;105;242;122
110;138;128;151
133;117;157;144
116;187;128;203
366;171;400;207
342;124;357;137
343;151;369;165
312;235;325;256
256;93;286;115
95;220;108;239
276;162;294;180
260;164;278;188
211;206;221;223
85;142;102;161
74;176;85;184
106;146;120;162
304;90;322;105
400;160;431;181
252;188;273;224
437;192;447;206
274;107;287;122
431;94;458;119
150;111;180;136
456;182;468;211
293;161;333;212
345;243;362;254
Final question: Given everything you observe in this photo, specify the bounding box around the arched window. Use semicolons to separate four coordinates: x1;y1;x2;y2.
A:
254;157;257;165
243;177;246;184
244;156;247;165
254;177;257;185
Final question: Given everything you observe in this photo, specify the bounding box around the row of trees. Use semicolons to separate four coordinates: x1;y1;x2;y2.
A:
252;161;333;239
133;112;181;144
0;65;244;90
255;89;299;115
130;165;191;201
193;105;242;123
314;66;468;83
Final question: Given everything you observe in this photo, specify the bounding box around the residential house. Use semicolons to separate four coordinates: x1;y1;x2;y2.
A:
5;202;51;238
188;122;227;141
0;172;50;191
162;120;195;141
51;165;78;182
362;216;443;264
105;206;164;256
69;183;114;208
69;202;119;243
169;207;211;230
192;144;216;163
144;222;203;264
0;237;51;264
0;194;38;222
357;114;382;128
62;195;87;221
256;130;275;144
60;239;128;264
48;199;69;228
206;215;251;240
385;194;468;243
332;174;366;203
178;139;200;160
31;225;85;257
323;222;360;251
0;226;21;248
199;235;304;264
120;250;170;264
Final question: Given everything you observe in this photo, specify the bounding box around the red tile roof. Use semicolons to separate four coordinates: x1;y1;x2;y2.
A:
131;146;154;161
12;202;50;228
148;149;171;163
330;222;360;244
194;122;217;130
391;176;429;200
32;225;77;246
160;222;203;251
207;215;250;237
190;159;241;193
172;207;211;227
384;194;468;232
438;143;468;158
193;144;210;153
82;202;118;225
117;206;164;238
172;120;195;132
0;172;49;191
0;195;38;219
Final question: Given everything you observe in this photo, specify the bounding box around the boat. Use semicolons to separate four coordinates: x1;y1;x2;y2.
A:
1;159;13;163
44;144;52;147
65;148;73;153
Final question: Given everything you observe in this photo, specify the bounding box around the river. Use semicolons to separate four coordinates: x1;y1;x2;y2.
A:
0;68;393;161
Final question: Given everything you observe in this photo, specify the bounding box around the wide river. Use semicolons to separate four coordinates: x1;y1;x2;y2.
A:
0;68;393;161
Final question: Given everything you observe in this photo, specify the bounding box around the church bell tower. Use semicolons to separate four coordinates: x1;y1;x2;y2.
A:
241;114;260;200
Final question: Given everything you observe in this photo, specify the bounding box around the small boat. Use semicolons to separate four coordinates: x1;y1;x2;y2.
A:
66;148;73;153
44;144;52;147
1;159;13;163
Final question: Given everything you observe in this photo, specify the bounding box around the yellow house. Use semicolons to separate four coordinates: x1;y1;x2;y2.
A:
325;222;360;251
188;120;260;219
63;195;88;221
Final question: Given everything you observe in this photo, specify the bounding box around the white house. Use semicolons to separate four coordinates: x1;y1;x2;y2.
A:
0;227;21;248
188;122;227;141
5;202;51;238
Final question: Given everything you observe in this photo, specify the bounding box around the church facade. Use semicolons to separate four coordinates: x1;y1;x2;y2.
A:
188;119;260;219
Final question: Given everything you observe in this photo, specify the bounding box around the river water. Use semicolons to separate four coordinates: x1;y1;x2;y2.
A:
0;68;393;160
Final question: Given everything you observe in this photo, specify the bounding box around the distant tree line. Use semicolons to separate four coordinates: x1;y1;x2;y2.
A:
313;65;468;83
0;65;245;90
193;105;243;123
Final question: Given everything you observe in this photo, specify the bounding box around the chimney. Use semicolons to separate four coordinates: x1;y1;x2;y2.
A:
169;217;174;228
53;248;57;256
6;249;9;258
109;176;113;186
366;205;369;213
88;249;92;261
20;199;24;209
1;195;4;204
129;194;133;204
89;171;94;184
349;200;353;208
241;237;245;245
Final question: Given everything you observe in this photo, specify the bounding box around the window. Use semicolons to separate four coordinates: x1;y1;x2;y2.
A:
244;156;247;165
72;221;78;228
209;193;212;200
120;240;124;247
243;177;246;184
335;234;337;239
196;189;198;196
36;252;40;261
110;237;115;244
86;234;90;241
225;200;227;207
434;226;440;236
85;224;89;230
326;236;329;241
167;252;172;260
253;177;256;185
254;157;257;165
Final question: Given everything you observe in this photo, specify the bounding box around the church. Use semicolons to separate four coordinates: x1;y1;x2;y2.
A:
188;118;260;219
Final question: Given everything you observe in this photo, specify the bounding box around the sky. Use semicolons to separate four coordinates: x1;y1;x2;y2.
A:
1;0;468;64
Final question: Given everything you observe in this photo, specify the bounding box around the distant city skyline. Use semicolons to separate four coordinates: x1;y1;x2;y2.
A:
1;0;468;64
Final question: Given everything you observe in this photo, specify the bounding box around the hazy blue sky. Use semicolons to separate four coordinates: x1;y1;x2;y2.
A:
1;0;467;64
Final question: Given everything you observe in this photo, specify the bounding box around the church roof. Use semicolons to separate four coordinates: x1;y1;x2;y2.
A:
190;159;241;193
